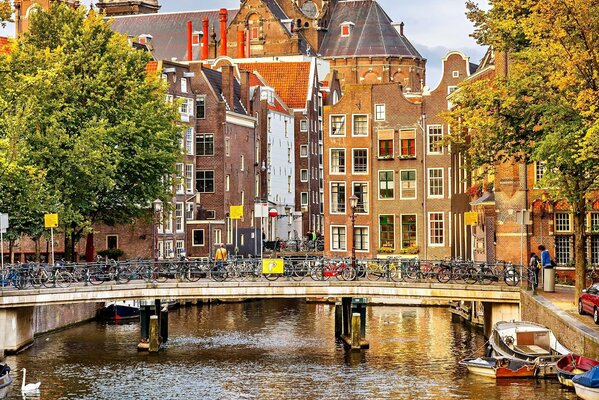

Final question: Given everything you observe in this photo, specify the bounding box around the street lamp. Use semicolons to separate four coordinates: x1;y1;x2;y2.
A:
349;194;359;278
153;199;163;261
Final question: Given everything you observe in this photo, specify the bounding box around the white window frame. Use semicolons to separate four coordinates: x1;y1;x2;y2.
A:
330;114;346;137
185;127;194;155
181;77;188;93
378;170;395;200
400;214;418;248
175;163;184;194
175;203;184;233
192;229;205;247
301;192;308;207
185;164;194;194
534;161;546;187
330;181;346;214
300;145;308;158
374;104;386;121
352;114;369;137
300;169;308;182
428;212;445;247
452;71;460;78
427;125;444;155
300;119;308;132
400;169;417;200
352;182;369;214
555;212;572;233
428;168;444;198
330;148;346;175
196;95;206;119
353;226;370;252
352;148;368;175
330;225;347;251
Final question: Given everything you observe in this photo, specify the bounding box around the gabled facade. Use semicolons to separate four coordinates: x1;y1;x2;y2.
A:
96;0;160;16
13;0;79;37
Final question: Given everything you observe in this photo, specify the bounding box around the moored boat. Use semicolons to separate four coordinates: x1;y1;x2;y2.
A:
460;357;536;378
488;321;570;377
573;365;599;400
557;353;599;387
101;300;140;320
0;363;12;398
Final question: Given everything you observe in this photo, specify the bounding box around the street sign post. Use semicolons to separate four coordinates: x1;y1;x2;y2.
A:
0;213;8;278
45;213;59;266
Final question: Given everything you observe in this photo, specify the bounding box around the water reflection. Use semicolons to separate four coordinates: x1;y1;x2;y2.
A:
4;300;576;399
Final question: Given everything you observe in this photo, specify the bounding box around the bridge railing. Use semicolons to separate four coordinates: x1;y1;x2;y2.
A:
0;257;528;291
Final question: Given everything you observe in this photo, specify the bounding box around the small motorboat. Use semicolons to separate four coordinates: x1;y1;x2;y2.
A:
573;365;599;400
488;321;570;377
0;363;13;398
101;301;140;320
558;354;599;388
460;357;537;378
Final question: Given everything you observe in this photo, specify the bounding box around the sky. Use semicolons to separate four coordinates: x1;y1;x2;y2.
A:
0;0;489;87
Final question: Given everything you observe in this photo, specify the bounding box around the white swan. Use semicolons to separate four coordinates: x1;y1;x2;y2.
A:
21;369;40;393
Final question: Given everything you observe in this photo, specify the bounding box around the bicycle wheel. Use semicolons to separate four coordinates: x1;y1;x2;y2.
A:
437;267;451;283
116;266;132;284
292;262;310;281
504;269;521;286
186;265;203;282
341;266;356;281
388;263;401;282
152;265;169;283
88;267;105;285
310;265;325;281
464;267;478;285
366;263;382;281
55;271;73;288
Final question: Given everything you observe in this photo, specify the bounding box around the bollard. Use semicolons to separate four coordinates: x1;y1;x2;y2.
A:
351;313;361;351
140;305;151;340
342;297;352;337
335;302;342;338
149;315;159;353
160;307;169;343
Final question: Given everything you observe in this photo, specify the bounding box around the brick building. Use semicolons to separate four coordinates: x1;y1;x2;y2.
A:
323;52;475;260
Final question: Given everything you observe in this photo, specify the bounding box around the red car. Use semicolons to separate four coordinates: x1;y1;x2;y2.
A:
579;284;599;324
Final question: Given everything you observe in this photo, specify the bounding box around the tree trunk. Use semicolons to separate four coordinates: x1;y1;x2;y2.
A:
574;199;586;304
8;240;14;264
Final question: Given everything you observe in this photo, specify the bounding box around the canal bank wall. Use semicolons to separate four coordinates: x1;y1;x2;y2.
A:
520;290;599;359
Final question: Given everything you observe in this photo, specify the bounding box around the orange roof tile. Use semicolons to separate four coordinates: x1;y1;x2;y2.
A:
145;60;159;75
0;37;11;55
237;62;311;109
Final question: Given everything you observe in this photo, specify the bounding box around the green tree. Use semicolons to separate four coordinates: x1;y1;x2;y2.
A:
0;3;181;260
447;0;599;301
0;0;11;27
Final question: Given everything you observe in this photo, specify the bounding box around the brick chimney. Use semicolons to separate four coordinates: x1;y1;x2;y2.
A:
219;8;228;57
201;17;209;60
237;30;245;58
187;21;193;61
239;69;250;112
221;64;235;110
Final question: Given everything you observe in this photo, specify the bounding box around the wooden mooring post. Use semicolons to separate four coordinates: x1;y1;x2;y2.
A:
149;315;159;353
335;302;342;338
339;297;369;350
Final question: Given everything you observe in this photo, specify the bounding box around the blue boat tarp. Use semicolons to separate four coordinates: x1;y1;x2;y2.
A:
573;365;599;388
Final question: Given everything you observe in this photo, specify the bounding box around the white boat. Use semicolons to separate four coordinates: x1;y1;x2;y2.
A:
572;366;599;400
0;363;12;398
460;357;536;378
488;321;570;377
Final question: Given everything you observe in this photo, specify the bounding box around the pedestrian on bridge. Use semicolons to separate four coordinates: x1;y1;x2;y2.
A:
215;244;227;268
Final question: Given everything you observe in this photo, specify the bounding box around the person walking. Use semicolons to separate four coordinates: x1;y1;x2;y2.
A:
215;243;227;267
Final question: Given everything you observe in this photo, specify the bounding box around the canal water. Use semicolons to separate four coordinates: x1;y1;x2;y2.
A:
4;300;576;399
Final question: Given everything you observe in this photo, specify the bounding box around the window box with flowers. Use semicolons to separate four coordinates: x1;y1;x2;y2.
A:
376;246;395;254
399;246;419;255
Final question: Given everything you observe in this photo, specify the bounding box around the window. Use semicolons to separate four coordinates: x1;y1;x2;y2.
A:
427;125;443;154
300;169;308;182
181;77;188;93
379;215;394;248
185;164;193;193
185;127;193;155
165;94;173;103
176;163;184;194
301;192;308;206
400;130;416;157
378;171;394;199
288;176;291;193
107;235;118;250
196;134;214;156
180;99;189;115
555;236;571;264
353;182;368;214
590;213;599;233
377;129;394;158
241;155;245;171
176;240;185;257
352;115;368;136
428;168;444;198
401;215;417;248
192;230;205;246
268;116;271;132
164;240;173;258
300;119;308;132
176;203;184;232
375;104;385;121
448;86;458;95
592;236;599;265
354;227;369;251
555;213;571;233
330;115;346;136
196;170;214;193
330;149;346;174
341;24;350;37
225;138;230;156
400;170;416;199
196;96;206;119
535;161;546;185
205;210;216;219
331;226;347;251
287;148;291;162
225;175;230;191
186;202;194;220
330;182;346;213
352;149;368;174
428;212;444;246
250;27;259;40
452;71;460;78
300;145;308;157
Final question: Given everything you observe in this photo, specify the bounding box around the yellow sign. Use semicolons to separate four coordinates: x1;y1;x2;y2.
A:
44;213;59;228
464;212;479;226
229;205;244;220
262;259;284;275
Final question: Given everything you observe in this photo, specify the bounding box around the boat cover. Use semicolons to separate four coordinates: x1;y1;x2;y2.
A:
573;365;599;388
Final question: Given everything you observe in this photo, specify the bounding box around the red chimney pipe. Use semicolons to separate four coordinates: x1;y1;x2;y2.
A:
201;17;209;60
219;8;228;57
237;30;245;58
187;20;193;61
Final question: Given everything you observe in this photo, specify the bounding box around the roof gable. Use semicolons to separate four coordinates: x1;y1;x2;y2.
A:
237;61;312;109
109;9;239;62
202;67;247;115
320;0;422;59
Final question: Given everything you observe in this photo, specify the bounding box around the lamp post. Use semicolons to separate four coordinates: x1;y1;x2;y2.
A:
153;199;163;261
349;194;359;278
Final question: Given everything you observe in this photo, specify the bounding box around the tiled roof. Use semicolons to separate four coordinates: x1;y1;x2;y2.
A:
146;60;159;75
237;62;311;109
203;67;247;115
0;37;10;55
109;9;239;62
320;0;423;59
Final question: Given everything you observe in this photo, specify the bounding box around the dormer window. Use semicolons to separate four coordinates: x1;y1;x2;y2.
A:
260;87;275;105
340;21;355;37
138;34;152;45
192;31;202;46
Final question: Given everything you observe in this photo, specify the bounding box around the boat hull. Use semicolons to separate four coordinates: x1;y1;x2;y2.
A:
460;358;536;379
574;382;599;400
556;353;599;388
101;302;140;320
0;372;13;399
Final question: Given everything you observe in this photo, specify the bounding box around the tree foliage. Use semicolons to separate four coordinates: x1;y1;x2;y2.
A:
448;0;599;300
0;3;181;259
0;0;11;27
